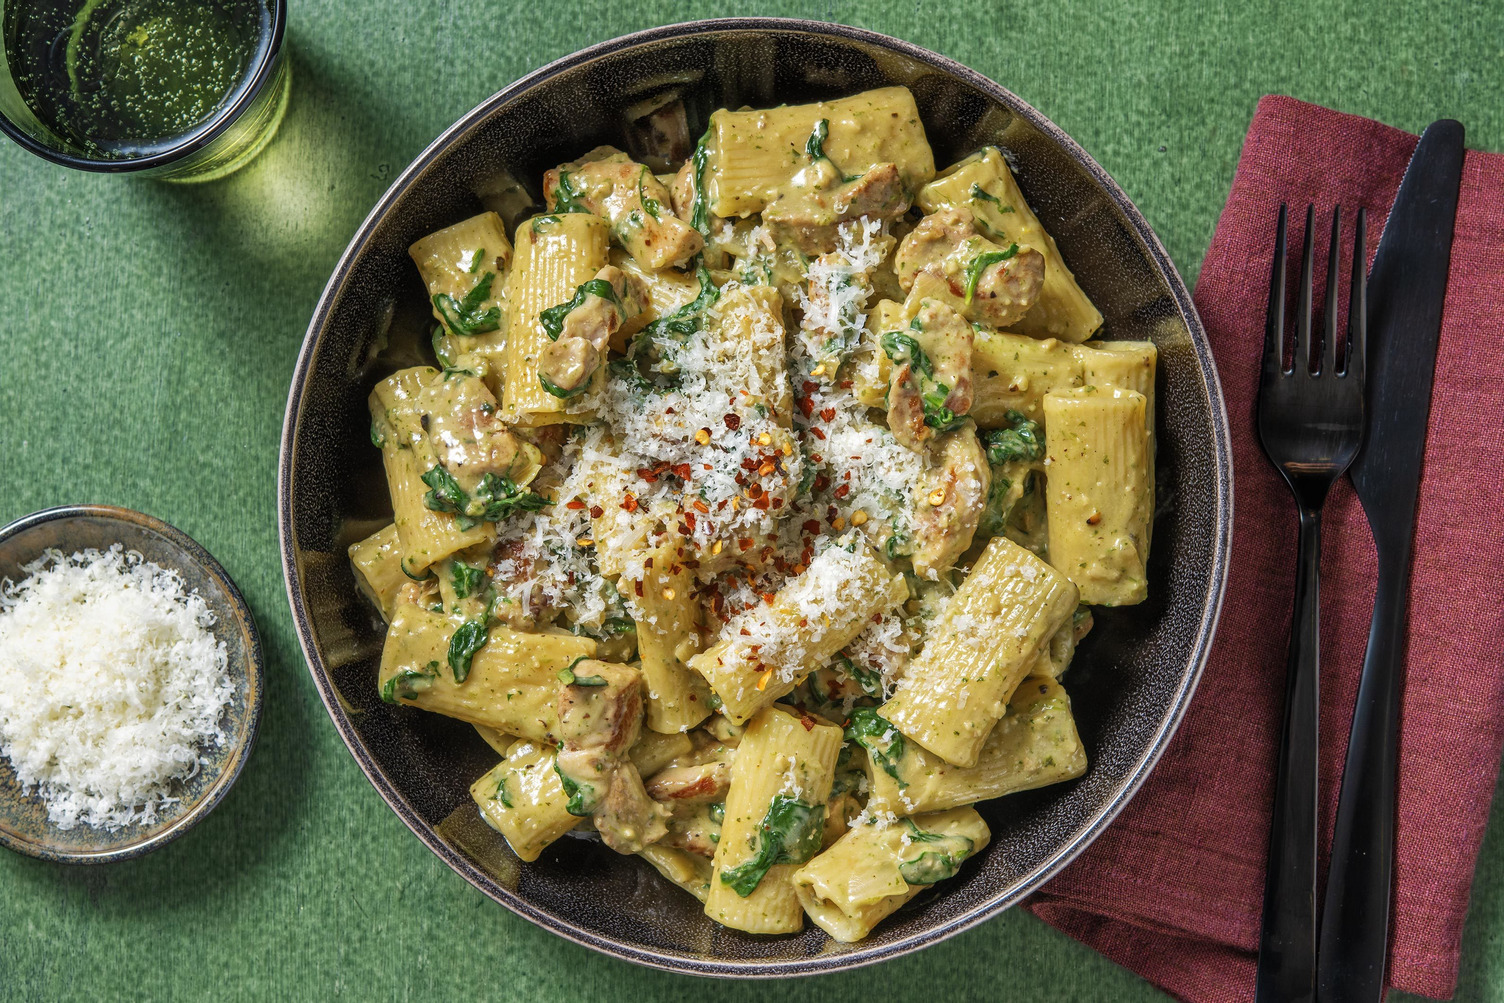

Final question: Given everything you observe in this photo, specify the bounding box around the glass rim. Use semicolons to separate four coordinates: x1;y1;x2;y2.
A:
0;0;288;173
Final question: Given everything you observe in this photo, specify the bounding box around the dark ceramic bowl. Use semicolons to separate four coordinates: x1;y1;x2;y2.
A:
279;19;1233;976
0;505;263;863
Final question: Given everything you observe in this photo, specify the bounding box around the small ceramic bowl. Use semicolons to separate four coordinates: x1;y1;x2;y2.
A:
0;505;263;863
281;19;1233;976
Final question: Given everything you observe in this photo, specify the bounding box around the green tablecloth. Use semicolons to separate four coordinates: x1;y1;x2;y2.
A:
2;2;1501;999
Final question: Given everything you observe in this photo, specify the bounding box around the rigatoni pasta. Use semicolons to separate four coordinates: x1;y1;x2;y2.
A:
353;83;1153;944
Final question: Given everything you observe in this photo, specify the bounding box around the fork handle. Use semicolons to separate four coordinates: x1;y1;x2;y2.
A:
1255;504;1324;1003
1316;540;1413;1002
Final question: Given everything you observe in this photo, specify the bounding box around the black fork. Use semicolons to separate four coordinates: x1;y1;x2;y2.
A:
1254;203;1367;1003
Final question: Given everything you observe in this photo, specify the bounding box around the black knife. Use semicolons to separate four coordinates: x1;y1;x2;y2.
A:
1315;119;1466;1002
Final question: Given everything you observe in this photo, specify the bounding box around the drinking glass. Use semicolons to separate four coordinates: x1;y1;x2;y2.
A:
0;0;288;181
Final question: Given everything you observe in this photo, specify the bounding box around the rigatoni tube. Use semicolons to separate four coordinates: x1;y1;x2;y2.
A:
705;706;843;934
1042;386;1152;606
880;535;1078;767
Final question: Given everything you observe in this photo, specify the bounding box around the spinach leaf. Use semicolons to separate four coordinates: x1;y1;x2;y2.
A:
421;465;472;524
538;277;622;341
448;619;488;683
467;247;486;273
557;656;607;686
553;758;601;816
962;244;1020;305
451;561;485;600
431;326;457;370
835;654;884;698
880;331;934;380
472;473;549;522
369;421;385;449
380;663;437;704
719;796;826;896
921;385;966;431
494;774;513;809
539;373;587;399
981;410;1044;465
844;708;908;787
896;818;976;885
805;118;830;161
641;265;718;341
689;128;713;237
433;272;501;336
638;168;662;220
968;183;1014;213
884;524;911;560
551;170;592;214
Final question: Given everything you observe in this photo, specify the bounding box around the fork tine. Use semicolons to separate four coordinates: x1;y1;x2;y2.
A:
1345;207;1367;378
1295;204;1316;374
1264;203;1288;380
1322;205;1342;375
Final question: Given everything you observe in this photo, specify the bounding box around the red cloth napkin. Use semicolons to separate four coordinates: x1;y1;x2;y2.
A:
1026;95;1504;1001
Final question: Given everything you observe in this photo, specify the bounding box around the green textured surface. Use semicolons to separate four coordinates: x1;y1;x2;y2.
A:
2;2;1502;1000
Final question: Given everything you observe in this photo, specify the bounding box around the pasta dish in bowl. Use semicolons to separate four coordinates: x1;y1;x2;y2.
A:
281;19;1231;975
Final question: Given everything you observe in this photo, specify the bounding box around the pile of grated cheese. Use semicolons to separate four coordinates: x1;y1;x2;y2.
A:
0;546;233;830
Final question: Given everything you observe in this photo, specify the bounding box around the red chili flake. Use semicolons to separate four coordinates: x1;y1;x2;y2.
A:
843;471;852;480
622;494;639;513
670;563;683;575
703;463;713;471
761;592;777;604
747;483;764;500
810;427;826;440
638;468;659;483
872;613;883;623
819;407;836;422
693;500;709;514
771;498;783;509
838;379;853;389
672;463;693;480
565;500;587;510
684;512;696;531
799;618;808;627
827;505;839;519
814;474;831;492
665;406;676;415
677;523;691;536
684;559;700;569
797;396;815;418
644;557;654;568
753;496;771;510
802;520;820;535
740;458;758;471
811;453;823;464
724;414;742;430
740;627;751;636
589;505;604;519
799;714;816;732
739;538;754;551
634;580;644;597
802;380;820;396
834;483;851;499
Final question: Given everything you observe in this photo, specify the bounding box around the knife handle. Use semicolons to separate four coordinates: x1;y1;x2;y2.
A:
1255;505;1323;1003
1316;542;1412;1002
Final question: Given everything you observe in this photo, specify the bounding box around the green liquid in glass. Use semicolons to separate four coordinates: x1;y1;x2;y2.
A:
4;0;272;158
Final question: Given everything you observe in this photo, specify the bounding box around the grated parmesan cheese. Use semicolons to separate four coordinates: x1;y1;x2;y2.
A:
0;546;233;830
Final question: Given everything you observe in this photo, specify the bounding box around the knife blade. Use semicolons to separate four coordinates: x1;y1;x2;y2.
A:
1316;119;1465;1003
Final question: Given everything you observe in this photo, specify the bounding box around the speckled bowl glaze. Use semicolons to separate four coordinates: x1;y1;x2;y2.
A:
280;19;1233;976
0;505;263;863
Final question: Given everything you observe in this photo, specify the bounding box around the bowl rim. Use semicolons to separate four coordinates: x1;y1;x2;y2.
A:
278;16;1233;976
0;503;265;864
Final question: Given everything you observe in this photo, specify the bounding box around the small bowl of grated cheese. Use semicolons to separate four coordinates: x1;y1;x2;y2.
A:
0;505;262;863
